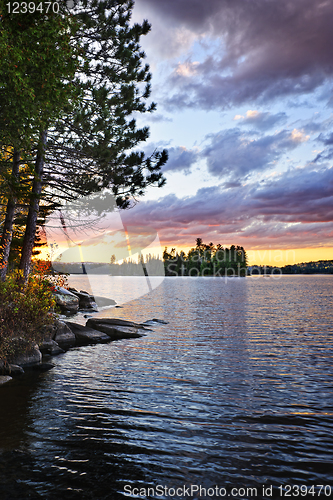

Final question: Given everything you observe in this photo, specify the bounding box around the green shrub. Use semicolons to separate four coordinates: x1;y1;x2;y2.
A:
0;269;56;361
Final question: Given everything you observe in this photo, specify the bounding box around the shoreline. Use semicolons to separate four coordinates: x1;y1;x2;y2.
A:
0;316;158;386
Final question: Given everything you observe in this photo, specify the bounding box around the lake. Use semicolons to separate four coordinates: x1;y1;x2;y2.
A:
0;275;332;499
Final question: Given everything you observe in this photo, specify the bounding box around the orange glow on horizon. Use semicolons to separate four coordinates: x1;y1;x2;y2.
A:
246;247;333;266
37;241;332;267
160;245;333;266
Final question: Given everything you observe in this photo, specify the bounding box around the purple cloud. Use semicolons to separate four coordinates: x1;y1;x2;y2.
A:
121;166;333;248
318;132;333;146
163;146;199;174
234;111;287;130
138;0;333;108
201;127;308;179
312;130;333;162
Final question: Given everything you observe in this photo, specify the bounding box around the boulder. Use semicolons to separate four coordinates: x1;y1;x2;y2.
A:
94;296;117;307
67;288;117;310
39;322;55;341
0;376;12;385
65;322;111;345
98;324;145;339
53;286;79;314
142;318;168;326
0;364;25;376
86;318;146;340
8;364;25;375
39;339;65;356
87;318;143;329
52;320;76;348
6;339;42;367
67;288;98;311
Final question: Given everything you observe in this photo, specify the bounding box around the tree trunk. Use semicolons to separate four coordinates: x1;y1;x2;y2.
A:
0;148;20;281
19;130;47;281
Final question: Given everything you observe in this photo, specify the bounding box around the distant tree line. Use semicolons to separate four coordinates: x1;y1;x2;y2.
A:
163;239;248;277
52;247;331;277
53;253;163;276
52;239;248;277
250;260;333;275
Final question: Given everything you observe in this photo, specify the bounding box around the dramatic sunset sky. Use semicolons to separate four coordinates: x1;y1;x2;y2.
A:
47;0;333;267
112;0;332;265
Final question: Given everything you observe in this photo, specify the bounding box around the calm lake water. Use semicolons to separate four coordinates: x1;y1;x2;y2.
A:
0;275;332;499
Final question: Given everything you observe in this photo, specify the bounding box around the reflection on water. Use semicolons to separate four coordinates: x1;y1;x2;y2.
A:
0;276;333;499
66;275;165;308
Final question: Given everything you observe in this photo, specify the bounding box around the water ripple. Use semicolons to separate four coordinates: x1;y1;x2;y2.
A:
0;276;333;499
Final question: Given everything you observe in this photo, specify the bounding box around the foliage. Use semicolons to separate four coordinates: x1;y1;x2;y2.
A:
0;0;82;149
0;0;168;281
45;0;168;208
31;258;69;288
0;260;67;361
163;240;248;277
51;242;248;277
0;0;83;279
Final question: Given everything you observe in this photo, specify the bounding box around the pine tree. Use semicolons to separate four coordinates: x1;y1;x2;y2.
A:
44;0;167;208
1;0;168;280
0;1;82;279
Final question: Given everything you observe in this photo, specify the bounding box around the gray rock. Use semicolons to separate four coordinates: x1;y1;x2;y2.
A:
142;318;168;326
86;318;146;339
53;320;76;348
65;322;111;345
9;364;25;375
53;286;79;314
87;317;142;329
68;289;98;311
39;323;55;341
1;364;25;376
7;340;42;367
39;339;65;356
69;287;103;307
93;296;117;307
101;325;145;339
0;376;12;385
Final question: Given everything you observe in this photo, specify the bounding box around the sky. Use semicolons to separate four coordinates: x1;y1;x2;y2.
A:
46;0;333;267
112;0;333;265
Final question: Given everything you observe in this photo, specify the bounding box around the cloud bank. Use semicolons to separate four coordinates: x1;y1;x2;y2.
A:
131;0;333;252
141;0;333;108
122;166;333;249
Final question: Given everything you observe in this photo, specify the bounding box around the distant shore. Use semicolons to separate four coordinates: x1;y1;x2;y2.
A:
51;259;333;276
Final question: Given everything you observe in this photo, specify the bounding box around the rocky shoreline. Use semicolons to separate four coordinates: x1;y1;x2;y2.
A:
0;286;166;386
53;285;117;314
0;317;154;385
